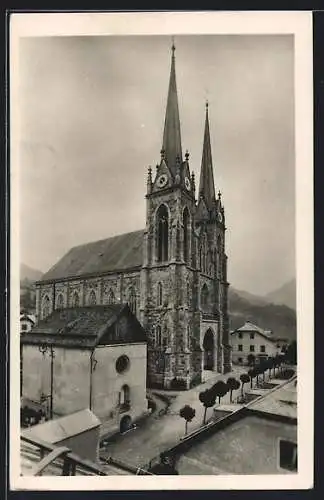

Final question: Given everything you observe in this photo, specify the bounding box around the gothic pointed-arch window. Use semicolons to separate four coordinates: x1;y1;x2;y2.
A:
156;204;169;262
199;245;203;270
88;289;97;306
156;325;162;347
217;234;222;253
187;281;191;307
108;288;115;305
72;291;80;308
157;282;163;307
187;325;191;349
183;207;190;264
56;293;64;310
42;295;50;319
201;283;209;310
128;287;136;316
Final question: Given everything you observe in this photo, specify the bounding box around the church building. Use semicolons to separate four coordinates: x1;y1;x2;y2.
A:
35;44;232;389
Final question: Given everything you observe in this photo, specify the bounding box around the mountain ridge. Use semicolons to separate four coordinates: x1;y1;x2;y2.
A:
264;278;296;310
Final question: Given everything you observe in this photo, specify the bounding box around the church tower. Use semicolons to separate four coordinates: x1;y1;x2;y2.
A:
196;102;231;374
140;44;231;389
140;44;202;389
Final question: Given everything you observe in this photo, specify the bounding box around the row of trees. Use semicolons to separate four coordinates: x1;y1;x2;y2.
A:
179;350;295;435
179;375;243;434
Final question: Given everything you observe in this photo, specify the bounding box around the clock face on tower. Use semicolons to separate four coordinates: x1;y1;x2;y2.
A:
184;177;191;191
156;174;168;188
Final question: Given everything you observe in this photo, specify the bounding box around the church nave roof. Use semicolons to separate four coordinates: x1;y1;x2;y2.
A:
40;229;145;282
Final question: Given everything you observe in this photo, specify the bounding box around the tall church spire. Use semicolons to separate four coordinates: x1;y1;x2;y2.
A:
198;102;216;209
162;42;183;175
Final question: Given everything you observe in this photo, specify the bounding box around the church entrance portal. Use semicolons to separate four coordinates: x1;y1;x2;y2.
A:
120;415;132;434
203;329;215;370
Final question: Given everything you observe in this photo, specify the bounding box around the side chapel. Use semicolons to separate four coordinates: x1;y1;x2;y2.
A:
35;44;232;389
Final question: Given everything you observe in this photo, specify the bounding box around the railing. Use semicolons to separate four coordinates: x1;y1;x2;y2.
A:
119;401;131;413
21;435;108;476
100;456;154;475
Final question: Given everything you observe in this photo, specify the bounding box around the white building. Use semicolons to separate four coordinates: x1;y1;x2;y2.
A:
230;321;288;365
20;313;36;333
21;304;148;436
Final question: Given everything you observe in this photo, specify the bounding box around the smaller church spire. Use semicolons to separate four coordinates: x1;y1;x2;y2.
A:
198;101;216;210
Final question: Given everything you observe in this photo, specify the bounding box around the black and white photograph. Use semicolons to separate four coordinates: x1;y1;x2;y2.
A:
10;11;313;490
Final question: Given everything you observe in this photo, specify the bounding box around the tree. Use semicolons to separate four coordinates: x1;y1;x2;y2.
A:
247;354;256;367
259;359;267;382
275;354;283;376
199;388;216;425
248;368;256;389
239;373;250;397
254;365;261;386
267;357;274;379
211;380;229;404
179;405;196;435
285;340;297;365
226;377;240;403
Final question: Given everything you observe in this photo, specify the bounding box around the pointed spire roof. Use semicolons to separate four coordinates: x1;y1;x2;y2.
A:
162;43;182;176
199;102;216;210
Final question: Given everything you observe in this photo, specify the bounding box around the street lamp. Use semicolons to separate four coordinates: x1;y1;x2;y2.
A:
38;344;55;419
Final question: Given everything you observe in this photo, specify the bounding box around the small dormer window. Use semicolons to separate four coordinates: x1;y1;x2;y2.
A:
250;333;255;339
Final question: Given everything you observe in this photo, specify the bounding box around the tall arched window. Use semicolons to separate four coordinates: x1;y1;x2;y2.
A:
119;384;130;409
42;295;50;319
128;287;136;315
157;204;169;262
217;234;222;253
201;284;209;310
88;289;97;306
187;325;191;349
108;288;115;305
56;293;64;310
72;291;80;308
156;325;162;347
157;282;163;307
199;245;203;270
183;207;190;263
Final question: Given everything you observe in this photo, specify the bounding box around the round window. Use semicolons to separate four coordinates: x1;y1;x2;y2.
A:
116;355;130;374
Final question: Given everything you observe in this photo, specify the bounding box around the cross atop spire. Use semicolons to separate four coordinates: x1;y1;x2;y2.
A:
161;41;183;176
198;102;216;210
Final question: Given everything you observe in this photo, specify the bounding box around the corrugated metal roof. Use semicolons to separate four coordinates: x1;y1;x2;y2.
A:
40;229;145;282
22;409;101;444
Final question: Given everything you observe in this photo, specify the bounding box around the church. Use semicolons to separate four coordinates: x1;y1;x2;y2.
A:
35;44;232;390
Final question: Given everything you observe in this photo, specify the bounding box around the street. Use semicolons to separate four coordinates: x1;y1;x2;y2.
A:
100;366;246;468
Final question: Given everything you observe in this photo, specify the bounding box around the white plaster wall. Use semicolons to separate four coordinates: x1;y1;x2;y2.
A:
231;331;278;364
53;348;91;415
92;343;147;428
22;345;91;416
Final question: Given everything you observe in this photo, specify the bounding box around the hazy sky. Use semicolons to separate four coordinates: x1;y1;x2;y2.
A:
18;34;295;296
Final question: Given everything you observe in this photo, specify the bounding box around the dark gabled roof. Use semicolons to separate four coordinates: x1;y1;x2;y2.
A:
40;230;145;282
21;304;147;348
231;321;274;342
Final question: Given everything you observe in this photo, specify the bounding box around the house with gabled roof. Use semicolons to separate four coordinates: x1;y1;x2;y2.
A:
21;304;148;436
230;321;288;365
